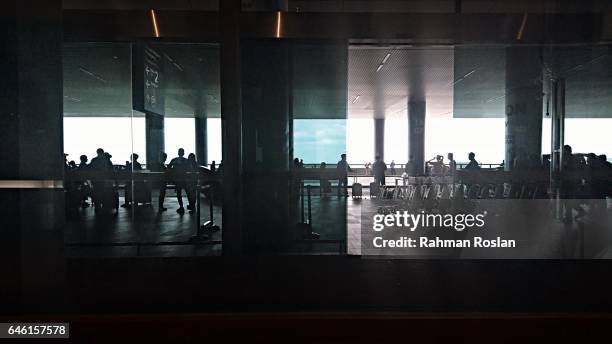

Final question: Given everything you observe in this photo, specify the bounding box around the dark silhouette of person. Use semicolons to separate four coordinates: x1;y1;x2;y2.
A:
210;160;216;173
390;160;396;175
293;158;300;169
364;162;371;175
79;155;88;169
598;154;612;199
152;151;168;212
405;155;417;176
103;152;114;169
372;155;387;186
89;148;113;212
127;153;142;170
336;153;353;196
299;159;304;168
561;145;582;222
427;155;444;176
542;154;551;171
123;153;143;207
73;155;91;208
186;153;199;212
464;152;480;170
447;153;456;177
89;148;107;170
168;148;189;214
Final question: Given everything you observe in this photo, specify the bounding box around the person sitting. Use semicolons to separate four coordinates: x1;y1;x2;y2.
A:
427;155;444;176
122;153;143;208
76;155;91;208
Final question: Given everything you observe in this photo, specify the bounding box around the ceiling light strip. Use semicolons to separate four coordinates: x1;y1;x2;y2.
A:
275;11;282;38
516;13;528;40
151;9;160;38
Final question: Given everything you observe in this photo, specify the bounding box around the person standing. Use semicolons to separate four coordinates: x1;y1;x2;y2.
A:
90;148;112;212
168;148;189;214
447;153;457;177
405;155;417;177
372;155;388;186
152;152;168;212
186;153;199;212
336;154;353;196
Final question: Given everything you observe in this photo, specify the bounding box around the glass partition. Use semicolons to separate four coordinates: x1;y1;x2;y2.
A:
63;42;222;257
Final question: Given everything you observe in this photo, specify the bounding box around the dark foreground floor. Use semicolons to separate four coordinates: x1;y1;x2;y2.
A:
4;312;612;343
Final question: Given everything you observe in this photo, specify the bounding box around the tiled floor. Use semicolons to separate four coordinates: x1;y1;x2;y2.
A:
65;187;361;257
65;189;224;257
65;186;612;259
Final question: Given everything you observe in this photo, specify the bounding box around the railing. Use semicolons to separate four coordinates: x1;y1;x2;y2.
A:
298;163;504;176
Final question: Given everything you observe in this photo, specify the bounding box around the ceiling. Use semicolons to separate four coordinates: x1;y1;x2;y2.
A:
63;42;221;118
351;44;612;119
63;42;612;120
348;46;454;119
62;0;612;13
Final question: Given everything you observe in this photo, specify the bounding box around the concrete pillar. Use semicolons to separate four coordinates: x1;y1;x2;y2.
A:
374;118;385;161
195;115;208;166
504;47;543;171
551;78;565;218
145;113;164;166
408;101;426;176
0;0;66;312
242;40;292;252
220;0;244;254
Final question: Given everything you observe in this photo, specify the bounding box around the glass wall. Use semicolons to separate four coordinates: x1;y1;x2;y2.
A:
63;42;222;258
294;119;346;164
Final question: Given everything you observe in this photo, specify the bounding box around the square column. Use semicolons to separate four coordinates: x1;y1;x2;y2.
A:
195;114;208;166
505;47;543;171
0;0;66;312
374;118;385;161
408;101;426;176
145;113;165;166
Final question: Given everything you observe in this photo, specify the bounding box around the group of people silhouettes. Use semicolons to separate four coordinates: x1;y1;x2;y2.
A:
559;145;612;221
65;146;610;218
325;148;611;204
65;148;220;215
